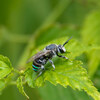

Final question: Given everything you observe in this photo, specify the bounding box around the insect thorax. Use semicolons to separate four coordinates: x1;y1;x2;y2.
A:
45;44;58;54
46;44;57;51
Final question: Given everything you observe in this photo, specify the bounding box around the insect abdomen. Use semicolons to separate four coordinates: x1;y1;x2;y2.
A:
32;64;40;72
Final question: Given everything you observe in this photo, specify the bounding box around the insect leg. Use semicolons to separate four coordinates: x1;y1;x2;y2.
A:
34;65;45;80
34;71;42;80
41;65;45;70
57;54;68;60
49;59;55;70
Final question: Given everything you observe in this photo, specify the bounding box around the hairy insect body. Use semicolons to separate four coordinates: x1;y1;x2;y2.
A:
33;47;55;72
27;37;72;80
46;44;57;51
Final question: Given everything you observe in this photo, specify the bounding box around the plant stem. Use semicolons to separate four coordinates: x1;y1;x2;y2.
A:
0;27;31;43
8;81;17;85
13;69;20;74
17;0;72;68
5;34;31;43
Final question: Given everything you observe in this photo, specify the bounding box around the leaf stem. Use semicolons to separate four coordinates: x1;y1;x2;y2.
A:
13;69;21;75
13;68;25;76
8;81;26;86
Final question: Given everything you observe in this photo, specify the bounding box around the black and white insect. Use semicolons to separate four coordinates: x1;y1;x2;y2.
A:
27;37;72;80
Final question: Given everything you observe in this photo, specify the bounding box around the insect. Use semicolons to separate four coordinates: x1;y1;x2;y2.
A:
27;37;72;80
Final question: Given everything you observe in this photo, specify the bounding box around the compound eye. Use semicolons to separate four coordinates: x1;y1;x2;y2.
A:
58;45;66;53
62;47;66;52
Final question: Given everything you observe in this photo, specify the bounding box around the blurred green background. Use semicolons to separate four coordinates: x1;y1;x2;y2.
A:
0;0;100;100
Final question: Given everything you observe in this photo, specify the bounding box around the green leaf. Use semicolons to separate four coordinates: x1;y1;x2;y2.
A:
17;76;29;99
38;82;93;100
87;49;100;77
81;10;100;46
25;37;100;100
0;79;6;95
81;10;100;77
25;60;100;100
0;73;14;94
0;55;13;79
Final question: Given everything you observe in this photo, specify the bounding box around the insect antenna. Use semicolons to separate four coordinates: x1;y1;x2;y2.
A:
63;37;72;46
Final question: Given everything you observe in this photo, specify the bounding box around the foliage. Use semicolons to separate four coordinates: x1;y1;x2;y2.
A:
0;79;5;94
17;76;29;99
0;55;13;79
0;0;100;100
81;11;100;77
0;35;100;99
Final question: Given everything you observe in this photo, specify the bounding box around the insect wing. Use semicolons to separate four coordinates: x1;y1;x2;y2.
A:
34;50;51;59
26;55;35;63
26;50;51;63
